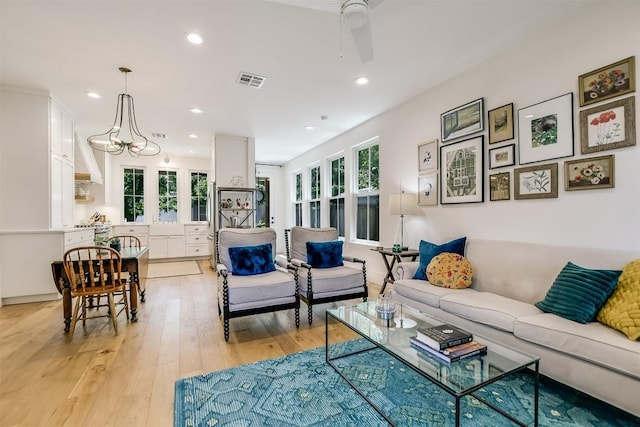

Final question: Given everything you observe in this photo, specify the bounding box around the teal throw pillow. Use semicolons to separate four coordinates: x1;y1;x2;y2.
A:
413;237;466;280
228;243;276;276
535;262;621;324
306;241;344;268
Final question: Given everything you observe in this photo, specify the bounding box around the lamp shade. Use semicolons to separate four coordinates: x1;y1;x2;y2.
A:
388;192;423;216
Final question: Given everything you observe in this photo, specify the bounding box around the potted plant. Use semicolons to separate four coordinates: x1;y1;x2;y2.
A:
109;237;121;252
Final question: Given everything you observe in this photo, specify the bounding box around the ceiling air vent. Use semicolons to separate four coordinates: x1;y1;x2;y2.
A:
152;132;168;139
237;72;266;88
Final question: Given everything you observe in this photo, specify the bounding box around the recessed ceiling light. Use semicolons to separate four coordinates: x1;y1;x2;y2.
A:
86;92;101;98
190;108;203;114
188;150;195;154
305;125;315;130
185;32;203;45
189;134;198;138
355;76;370;86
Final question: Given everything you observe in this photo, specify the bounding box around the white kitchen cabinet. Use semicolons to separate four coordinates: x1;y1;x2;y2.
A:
185;224;210;257
50;101;74;161
150;236;186;259
112;224;149;246
51;153;74;229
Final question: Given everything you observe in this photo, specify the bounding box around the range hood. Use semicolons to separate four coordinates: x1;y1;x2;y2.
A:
74;130;103;184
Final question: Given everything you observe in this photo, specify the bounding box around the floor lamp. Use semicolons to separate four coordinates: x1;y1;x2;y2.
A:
388;191;423;252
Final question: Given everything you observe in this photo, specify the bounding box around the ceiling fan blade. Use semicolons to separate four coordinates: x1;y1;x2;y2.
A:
350;20;374;63
367;0;384;9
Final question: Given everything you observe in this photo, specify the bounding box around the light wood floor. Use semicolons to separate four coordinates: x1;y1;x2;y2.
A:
0;260;379;426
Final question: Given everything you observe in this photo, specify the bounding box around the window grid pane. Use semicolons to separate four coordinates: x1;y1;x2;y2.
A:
190;172;207;222
158;170;178;222
123;168;145;222
355;143;379;242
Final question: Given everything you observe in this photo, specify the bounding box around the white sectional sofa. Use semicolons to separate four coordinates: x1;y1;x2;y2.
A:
390;239;640;416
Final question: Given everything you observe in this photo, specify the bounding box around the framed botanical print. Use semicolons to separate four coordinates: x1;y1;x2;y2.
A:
489;172;510;201
440;136;484;204
578;56;635;107
441;98;484;143
580;96;635;154
514;163;558;200
488;103;514;144
565;155;614;191
488;144;516;169
518;93;574;165
418;139;438;174
418;174;438;206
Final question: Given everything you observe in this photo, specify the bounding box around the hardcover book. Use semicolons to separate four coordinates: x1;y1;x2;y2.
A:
416;324;473;350
411;338;487;363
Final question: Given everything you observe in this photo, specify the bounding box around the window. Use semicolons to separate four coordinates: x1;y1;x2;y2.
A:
123;168;145;222
329;156;345;237
309;165;320;228
158;170;178;222
294;172;302;226
190;172;207;222
355;142;379;242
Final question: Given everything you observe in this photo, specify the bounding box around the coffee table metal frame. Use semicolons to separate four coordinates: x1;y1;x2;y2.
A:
326;302;539;426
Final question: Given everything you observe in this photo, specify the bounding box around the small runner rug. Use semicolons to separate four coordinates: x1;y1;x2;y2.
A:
147;261;202;279
174;342;638;426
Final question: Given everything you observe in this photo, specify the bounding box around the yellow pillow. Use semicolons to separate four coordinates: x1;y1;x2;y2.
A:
426;252;473;288
597;259;640;340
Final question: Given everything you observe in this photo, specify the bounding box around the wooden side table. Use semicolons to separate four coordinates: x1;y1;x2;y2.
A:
372;247;419;295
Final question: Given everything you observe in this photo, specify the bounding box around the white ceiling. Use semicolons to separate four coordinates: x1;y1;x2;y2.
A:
1;0;590;164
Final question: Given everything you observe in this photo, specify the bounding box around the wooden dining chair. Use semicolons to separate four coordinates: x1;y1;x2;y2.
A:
108;235;142;250
62;246;129;339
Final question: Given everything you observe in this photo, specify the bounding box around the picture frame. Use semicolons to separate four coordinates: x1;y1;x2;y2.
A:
489;172;510;201
514;163;558;200
418;139;438;174
488;103;514;144
580;96;635;154
440;135;484;204
441;98;484;143
418;174;438;206
565;155;614;191
488;144;516;169
578;56;635;107
518;93;574;165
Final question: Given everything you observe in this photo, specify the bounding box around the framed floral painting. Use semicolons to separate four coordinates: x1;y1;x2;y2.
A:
514;163;558;200
565;155;614;191
580;96;635;154
578;56;635;107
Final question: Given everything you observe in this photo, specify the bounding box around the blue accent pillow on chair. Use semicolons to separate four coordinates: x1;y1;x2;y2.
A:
229;243;276;276
535;262;621;323
413;237;466;280
306;241;344;268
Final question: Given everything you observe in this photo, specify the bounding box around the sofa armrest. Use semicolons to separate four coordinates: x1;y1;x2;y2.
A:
396;261;419;280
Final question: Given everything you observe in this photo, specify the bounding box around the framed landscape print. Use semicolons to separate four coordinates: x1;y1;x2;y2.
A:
518;93;574;165
514;163;558;200
418;174;438;206
488;144;516;169
441;98;484;143
580;96;635;154
489;172;510;201
418;139;438;174
578;56;635;107
440;136;484;204
565;155;614;191
488;103;514;144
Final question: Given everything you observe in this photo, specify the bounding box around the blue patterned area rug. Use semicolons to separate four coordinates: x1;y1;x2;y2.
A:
174;343;638;426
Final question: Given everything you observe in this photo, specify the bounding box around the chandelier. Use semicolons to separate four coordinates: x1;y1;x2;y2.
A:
87;67;161;156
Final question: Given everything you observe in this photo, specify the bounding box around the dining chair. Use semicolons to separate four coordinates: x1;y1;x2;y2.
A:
109;235;142;250
62;246;130;339
216;227;300;341
283;227;368;324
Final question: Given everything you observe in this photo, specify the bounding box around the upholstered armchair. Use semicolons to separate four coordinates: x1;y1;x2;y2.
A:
283;227;367;324
216;227;299;342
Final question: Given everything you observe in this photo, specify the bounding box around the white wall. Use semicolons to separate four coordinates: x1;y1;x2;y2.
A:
282;2;640;284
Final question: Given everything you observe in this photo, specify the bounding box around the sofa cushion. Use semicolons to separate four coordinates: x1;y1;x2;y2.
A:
393;279;478;308
426;253;473;288
440;292;542;332
228;243;276;276
598;259;640;340
297;265;363;295
221;269;296;306
515;313;640;379
535;262;621;324
413;237;466;280
306;240;344;268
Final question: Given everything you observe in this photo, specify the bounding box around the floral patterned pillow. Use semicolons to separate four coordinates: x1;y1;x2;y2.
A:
426;252;473;288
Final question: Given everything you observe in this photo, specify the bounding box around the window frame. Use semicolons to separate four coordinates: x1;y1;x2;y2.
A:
309;164;321;228
353;139;380;244
158;168;179;222
328;154;346;237
189;170;208;222
293;171;303;227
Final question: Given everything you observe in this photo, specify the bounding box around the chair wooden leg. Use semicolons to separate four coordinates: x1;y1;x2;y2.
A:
82;296;87;327
307;304;313;325
69;296;81;339
108;293;118;335
295;307;300;328
224;318;230;342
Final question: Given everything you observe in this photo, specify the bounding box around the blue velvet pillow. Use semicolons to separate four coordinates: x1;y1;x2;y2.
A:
306;241;344;268
413;237;466;280
535;262;621;324
228;243;276;276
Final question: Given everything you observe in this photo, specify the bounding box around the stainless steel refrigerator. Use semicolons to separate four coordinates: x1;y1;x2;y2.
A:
206;181;216;268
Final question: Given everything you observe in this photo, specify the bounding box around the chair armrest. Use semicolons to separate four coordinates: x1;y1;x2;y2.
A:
275;257;293;270
395;261;419;280
343;255;365;264
216;264;228;277
290;258;311;269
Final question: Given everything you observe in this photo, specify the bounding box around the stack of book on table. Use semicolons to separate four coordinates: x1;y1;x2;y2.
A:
410;323;487;363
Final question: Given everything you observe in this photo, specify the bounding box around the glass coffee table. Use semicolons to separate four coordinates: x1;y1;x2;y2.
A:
326;302;539;426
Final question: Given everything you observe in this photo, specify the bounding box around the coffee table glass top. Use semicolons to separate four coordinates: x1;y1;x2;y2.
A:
327;301;539;395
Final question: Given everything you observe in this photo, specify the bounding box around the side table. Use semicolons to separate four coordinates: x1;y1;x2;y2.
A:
372;247;419;295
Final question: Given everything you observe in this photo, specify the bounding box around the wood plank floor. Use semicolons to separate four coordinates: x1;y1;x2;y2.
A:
0;260;379;426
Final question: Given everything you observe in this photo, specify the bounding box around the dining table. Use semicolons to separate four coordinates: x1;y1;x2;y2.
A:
51;246;149;332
